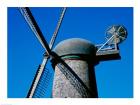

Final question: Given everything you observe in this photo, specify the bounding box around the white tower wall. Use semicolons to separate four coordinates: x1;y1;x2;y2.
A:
53;60;90;98
52;38;98;98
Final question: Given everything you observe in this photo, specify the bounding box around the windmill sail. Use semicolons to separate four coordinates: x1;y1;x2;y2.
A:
19;7;51;97
19;7;51;54
19;7;94;98
31;67;52;98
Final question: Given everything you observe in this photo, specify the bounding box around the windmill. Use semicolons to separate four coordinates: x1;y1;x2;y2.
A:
19;7;127;98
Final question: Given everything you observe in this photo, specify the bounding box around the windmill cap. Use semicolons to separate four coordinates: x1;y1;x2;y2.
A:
53;38;96;58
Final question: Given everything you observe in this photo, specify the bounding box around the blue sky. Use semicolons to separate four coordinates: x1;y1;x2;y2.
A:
8;7;133;98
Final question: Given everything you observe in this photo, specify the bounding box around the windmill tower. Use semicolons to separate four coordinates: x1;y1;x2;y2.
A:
52;38;98;98
19;7;127;98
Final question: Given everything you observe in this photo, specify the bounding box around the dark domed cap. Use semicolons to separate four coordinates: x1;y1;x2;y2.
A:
53;38;96;57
